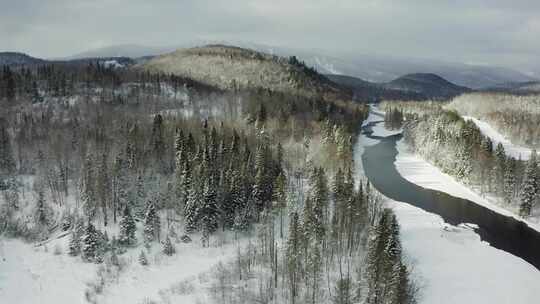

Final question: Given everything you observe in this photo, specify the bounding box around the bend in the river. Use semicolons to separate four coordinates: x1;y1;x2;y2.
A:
359;112;540;271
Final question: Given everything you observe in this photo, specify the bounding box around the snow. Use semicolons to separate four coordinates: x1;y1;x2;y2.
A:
97;233;243;304
389;200;540;304
463;116;533;160
356;108;540;304
0;238;96;304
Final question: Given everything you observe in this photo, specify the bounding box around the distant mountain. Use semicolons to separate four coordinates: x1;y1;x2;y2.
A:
385;73;471;99
65;44;180;60
68;42;537;89
232;44;536;90
485;81;540;94
142;45;351;101
0;52;45;66
326;74;426;102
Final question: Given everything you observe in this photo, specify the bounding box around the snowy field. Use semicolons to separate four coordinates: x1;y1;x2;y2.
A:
463;116;533;160
357;108;540;304
0;231;246;304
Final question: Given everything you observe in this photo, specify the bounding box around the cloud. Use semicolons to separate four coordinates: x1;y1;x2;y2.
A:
0;0;538;72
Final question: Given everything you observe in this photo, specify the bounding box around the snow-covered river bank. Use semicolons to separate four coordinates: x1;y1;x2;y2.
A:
355;107;540;304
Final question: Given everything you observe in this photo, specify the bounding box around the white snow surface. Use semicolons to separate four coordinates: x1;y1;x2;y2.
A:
0;238;96;304
389;200;540;304
356;108;540;304
0;232;243;304
463;115;533;160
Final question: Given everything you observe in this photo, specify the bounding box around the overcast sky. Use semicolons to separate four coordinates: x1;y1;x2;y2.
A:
1;0;539;73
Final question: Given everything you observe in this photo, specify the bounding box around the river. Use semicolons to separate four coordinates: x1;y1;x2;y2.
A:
359;110;540;271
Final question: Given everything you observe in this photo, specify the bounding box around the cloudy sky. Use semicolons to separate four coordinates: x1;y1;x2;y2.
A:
1;0;539;73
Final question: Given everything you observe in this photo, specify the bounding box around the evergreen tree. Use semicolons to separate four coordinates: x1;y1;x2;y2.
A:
81;222;99;262
80;153;96;219
34;183;48;227
200;178;219;235
139;250;148;265
0;123;16;177
68;230;81;256
143;200;160;243
184;182;201;233
96;153;111;226
119;205;137;246
162;236;175;256
519;151;538;217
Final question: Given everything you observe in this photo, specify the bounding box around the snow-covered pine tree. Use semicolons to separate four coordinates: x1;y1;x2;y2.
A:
68;229;81;256
112;153;129;223
200;178;218;235
519;151;538;217
162;236;175;256
135;174;146;217
81;222;99;262
34;182;48;227
184;181;201;234
80;153;96;220
503;157;517;205
96;153;111;226
286;211;301;304
0;123;16;177
311;167;328;242
119;205;137;246
177;155;191;215
143;200;160;243
138;250;148;265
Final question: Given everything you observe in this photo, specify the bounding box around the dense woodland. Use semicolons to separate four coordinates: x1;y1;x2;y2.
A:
382;101;539;218
0;61;415;304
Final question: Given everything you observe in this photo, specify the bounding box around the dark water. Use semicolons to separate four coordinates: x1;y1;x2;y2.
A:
360;117;540;271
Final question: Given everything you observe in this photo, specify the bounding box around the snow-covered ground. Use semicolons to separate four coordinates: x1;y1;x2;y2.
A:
0;232;245;304
390;200;540;304
0;238;96;304
463;116;533;160
356;108;540;304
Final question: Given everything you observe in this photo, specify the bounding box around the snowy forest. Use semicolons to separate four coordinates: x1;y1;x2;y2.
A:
448;93;540;149
381;100;539;219
0;62;416;304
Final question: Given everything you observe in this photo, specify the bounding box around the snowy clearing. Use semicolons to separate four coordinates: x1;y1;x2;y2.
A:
0;238;96;304
0;232;245;304
463;116;533;160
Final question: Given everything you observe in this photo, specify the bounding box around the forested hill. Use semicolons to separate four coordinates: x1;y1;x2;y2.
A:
141;45;352;102
385;73;471;100
0;52;46;66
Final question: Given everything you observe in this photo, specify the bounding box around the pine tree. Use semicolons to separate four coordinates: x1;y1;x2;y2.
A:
200;178;218;235
68;230;81;256
80;153;96;219
0;123;16;177
34;182;48;227
119;205;137;246
81;222;99;262
162;236;175;256
143;200;160;243
519;151;538;217
286;212;301;304
139;250;148;265
184;182;201;233
96;153;111;226
503;157;517;205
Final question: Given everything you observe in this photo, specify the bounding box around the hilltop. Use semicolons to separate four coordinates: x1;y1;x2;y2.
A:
141;45;351;101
